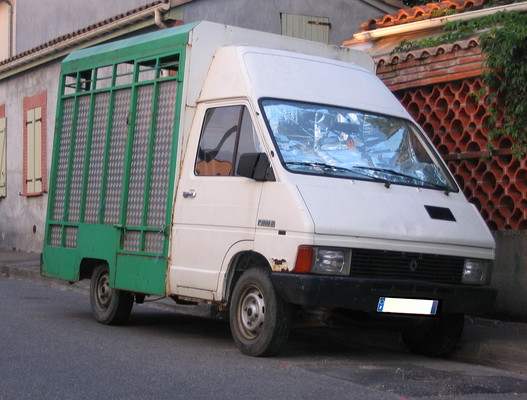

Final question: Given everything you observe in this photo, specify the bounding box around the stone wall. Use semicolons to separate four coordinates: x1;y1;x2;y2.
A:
492;231;527;322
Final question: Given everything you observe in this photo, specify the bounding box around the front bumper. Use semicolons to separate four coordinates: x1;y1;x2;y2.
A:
271;273;496;316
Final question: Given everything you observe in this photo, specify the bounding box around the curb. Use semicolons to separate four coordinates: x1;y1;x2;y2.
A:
455;318;527;375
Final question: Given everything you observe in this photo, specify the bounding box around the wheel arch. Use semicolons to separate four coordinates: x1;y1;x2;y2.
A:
79;258;111;281
222;250;271;304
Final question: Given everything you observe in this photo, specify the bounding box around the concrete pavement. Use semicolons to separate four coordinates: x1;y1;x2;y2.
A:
1;247;525;375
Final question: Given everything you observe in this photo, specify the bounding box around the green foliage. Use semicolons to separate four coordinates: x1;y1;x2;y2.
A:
478;11;527;157
391;9;527;158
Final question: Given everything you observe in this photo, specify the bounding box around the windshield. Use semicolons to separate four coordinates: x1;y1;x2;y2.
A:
261;99;457;192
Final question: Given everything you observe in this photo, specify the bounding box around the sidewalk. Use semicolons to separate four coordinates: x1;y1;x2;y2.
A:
1;247;526;375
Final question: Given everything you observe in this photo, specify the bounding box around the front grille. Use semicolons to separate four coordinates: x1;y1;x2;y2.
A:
351;249;464;284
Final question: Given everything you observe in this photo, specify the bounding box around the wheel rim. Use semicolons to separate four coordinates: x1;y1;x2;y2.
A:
95;271;112;311
238;284;266;339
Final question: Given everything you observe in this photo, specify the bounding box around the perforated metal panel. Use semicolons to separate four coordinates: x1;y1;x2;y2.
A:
65;226;78;248
144;230;164;254
85;92;110;223
123;230;141;252
126;85;154;229
147;80;177;227
49;225;62;247
144;81;178;254
68;95;90;223
53;98;75;222
104;89;131;225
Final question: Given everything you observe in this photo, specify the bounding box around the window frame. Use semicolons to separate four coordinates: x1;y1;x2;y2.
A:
194;104;260;177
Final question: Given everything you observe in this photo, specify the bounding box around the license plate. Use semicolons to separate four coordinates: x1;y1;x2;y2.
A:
377;297;439;315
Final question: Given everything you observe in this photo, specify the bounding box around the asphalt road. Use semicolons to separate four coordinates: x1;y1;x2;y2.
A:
1;277;527;400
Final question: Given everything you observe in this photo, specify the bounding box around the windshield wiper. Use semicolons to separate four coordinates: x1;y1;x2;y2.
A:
285;162;351;173
353;166;451;193
285;162;391;186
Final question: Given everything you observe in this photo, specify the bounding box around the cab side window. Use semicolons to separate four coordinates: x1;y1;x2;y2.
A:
195;105;260;176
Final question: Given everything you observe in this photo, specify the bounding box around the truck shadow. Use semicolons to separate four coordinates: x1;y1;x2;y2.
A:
122;305;408;359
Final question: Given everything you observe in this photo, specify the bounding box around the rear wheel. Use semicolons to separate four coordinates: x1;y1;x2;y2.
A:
402;313;464;356
230;268;291;357
90;264;133;325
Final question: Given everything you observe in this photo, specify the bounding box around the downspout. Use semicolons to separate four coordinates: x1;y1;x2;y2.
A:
154;3;170;29
0;0;13;58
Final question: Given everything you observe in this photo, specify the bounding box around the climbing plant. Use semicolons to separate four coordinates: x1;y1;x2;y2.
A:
392;9;527;158
479;11;527;157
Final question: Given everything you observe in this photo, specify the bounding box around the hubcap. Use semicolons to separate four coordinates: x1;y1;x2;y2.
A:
239;286;265;339
96;272;112;311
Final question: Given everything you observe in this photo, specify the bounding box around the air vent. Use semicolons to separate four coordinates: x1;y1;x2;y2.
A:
425;205;456;221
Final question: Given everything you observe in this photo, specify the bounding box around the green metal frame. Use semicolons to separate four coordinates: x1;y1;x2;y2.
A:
42;24;197;295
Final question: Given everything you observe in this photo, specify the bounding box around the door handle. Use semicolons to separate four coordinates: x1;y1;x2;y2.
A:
183;190;196;198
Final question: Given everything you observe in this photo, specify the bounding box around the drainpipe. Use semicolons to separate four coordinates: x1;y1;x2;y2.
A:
155;0;196;29
0;0;13;58
154;3;170;29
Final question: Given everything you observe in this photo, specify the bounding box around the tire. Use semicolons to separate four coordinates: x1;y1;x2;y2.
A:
90;264;133;325
229;268;291;357
402;313;464;357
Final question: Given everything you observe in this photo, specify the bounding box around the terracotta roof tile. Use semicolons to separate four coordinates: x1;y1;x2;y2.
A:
376;36;481;65
360;0;486;31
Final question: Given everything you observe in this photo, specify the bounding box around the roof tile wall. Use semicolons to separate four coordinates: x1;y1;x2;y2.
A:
376;38;485;90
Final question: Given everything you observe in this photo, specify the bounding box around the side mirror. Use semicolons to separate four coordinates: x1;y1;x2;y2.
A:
237;153;275;181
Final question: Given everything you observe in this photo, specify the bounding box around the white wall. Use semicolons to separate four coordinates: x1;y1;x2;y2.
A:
182;0;394;46
15;0;151;54
14;0;399;53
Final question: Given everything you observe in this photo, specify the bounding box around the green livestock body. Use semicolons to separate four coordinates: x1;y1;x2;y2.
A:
42;24;197;295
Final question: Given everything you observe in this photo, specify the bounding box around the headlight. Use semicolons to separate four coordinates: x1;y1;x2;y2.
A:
294;246;351;276
462;259;492;285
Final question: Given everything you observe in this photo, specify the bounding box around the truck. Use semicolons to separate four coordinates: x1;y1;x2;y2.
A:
41;21;496;357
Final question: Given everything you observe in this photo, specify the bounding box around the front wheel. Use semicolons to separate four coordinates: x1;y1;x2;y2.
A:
402;313;464;357
229;268;291;357
90;264;133;325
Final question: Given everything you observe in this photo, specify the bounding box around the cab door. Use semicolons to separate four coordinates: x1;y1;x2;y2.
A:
171;103;264;297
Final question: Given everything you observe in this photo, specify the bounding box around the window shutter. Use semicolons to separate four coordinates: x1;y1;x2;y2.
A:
26;109;35;193
26;107;43;194
281;14;330;44
0;117;6;197
34;107;43;193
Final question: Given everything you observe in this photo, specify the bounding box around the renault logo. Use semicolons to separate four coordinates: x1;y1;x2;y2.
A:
409;259;418;272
